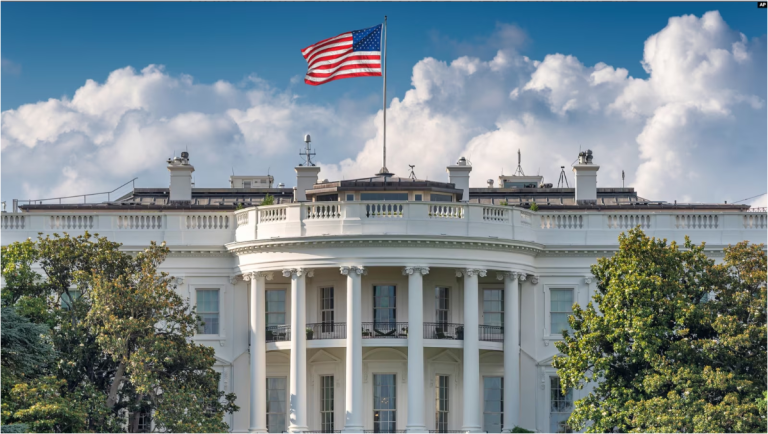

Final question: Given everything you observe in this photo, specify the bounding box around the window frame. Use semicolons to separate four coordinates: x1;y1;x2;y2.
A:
373;373;398;433
544;285;576;342
373;284;397;325
549;375;574;433
320;375;335;432
195;288;220;336
435;374;450;433
435;287;450;325
482;375;504;433
482;288;504;327
190;283;227;341
265;289;287;328
266;376;288;433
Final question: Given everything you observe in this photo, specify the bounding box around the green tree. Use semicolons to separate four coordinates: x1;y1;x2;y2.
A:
553;228;767;433
1;233;238;433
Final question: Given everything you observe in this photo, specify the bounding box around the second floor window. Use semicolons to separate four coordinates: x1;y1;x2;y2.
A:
435;287;449;324
197;289;219;335
373;285;396;324
550;289;573;334
266;290;286;327
483;289;504;327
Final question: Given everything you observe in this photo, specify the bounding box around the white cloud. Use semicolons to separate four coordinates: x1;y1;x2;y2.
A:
1;11;765;207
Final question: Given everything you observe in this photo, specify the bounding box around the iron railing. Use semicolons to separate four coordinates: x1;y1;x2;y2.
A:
423;323;464;340
265;325;291;342
306;322;346;340
363;430;406;433
428;431;470;433
479;324;504;342
361;322;409;339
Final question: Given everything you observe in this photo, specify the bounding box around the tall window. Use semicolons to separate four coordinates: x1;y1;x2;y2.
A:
483;377;503;433
197;289;219;334
243;181;252;188
550;290;573;334
321;375;334;433
373;374;396;433
435;287;449;324
134;410;151;433
483;289;504;327
266;290;286;327
550;377;573;433
321;287;334;327
435;375;449;433
373;286;396;324
267;377;287;433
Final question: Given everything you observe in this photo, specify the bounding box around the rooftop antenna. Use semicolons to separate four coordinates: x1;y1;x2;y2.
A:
622;170;625;188
408;165;417;180
300;134;316;166
557;165;570;188
513;149;525;176
232;167;235;176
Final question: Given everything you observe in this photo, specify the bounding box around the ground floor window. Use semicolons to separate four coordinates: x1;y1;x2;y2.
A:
550;377;573;433
321;375;334;433
373;374;396;433
435;375;449;432
483;376;503;433
267;377;287;433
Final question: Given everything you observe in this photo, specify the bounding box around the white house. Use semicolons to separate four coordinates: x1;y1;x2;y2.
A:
2;149;765;433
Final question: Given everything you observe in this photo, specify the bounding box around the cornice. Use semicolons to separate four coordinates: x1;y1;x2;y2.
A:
226;236;544;257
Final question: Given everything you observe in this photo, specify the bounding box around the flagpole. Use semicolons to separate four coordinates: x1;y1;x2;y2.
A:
379;16;390;176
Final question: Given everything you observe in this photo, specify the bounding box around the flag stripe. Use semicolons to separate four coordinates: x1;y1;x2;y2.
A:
304;70;382;86
301;33;352;57
308;59;382;75
301;24;382;85
307;52;381;70
305;40;353;63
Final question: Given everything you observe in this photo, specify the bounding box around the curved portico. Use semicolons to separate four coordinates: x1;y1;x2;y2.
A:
230;232;538;433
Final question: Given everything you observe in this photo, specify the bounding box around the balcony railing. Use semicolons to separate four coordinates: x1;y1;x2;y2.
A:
306;322;346;340
266;325;291;342
479;325;503;342
362;322;409;339
424;322;464;340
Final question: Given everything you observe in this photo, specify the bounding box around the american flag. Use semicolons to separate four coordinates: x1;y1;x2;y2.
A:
302;24;382;86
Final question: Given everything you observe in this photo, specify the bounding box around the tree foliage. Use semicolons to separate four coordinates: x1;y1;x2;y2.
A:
553;228;767;433
1;233;238;433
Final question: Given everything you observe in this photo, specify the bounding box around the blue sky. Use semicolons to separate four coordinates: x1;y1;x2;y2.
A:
2;2;765;111
1;3;765;207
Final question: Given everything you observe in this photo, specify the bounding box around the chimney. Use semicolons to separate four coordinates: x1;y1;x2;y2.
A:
572;149;599;204
167;151;195;203
295;165;321;202
447;157;472;202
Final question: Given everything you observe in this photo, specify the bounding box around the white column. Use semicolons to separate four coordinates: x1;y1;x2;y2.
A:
340;266;365;433
404;266;429;433
244;272;272;433
284;268;313;433
459;268;486;433
498;272;522;432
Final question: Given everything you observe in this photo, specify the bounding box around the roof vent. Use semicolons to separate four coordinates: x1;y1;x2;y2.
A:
487;179;494;188
456;157;468;166
278;183;285;188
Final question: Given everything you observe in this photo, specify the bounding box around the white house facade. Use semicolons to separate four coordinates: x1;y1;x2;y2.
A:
2;149;765;433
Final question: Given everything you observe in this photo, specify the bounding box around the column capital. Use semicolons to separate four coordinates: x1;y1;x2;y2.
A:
340;266;367;276
229;275;239;285
495;271;525;281
529;275;540;285
402;266;430;276
584;276;593;284
282;268;313;279
457;268;487;278
243;271;274;281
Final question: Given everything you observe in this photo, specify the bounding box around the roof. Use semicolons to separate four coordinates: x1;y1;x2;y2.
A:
307;176;462;196
19;188;294;211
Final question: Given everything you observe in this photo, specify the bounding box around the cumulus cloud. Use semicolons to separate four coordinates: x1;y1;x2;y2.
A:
1;11;765;207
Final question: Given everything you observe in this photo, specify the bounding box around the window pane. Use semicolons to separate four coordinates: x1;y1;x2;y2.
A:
267;377;286;433
552;313;571;334
483;377;503;433
360;193;408;201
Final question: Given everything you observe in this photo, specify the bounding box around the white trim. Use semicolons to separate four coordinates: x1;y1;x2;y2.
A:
542;284;576;345
190;283;227;346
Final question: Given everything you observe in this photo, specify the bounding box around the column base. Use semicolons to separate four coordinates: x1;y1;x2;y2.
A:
288;427;309;433
405;426;428;433
341;427;365;433
461;427;484;433
247;429;268;433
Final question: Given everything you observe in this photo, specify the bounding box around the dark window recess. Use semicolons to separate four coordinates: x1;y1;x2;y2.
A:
316;194;339;202
360;193;408;201
415;194;423;201
347;194;355;201
430;194;453;202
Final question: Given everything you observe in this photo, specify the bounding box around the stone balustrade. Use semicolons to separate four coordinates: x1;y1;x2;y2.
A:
3;205;765;248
